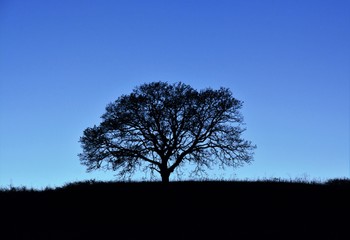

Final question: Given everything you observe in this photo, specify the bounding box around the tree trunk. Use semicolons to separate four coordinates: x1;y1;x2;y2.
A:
160;170;170;184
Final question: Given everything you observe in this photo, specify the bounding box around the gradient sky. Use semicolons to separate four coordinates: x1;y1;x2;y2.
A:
1;0;349;189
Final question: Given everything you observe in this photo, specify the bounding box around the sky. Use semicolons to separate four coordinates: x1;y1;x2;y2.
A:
0;0;349;189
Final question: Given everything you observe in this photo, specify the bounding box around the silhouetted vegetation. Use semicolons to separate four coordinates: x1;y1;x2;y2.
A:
79;82;255;183
1;179;349;239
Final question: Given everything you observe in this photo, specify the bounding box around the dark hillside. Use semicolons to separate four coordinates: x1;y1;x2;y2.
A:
1;180;349;239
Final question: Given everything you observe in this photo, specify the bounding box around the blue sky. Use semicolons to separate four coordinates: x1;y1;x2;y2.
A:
1;0;349;188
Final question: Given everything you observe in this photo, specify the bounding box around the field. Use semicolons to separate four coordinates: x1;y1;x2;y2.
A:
1;179;349;239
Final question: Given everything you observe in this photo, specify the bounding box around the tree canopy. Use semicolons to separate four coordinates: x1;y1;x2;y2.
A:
79;81;255;182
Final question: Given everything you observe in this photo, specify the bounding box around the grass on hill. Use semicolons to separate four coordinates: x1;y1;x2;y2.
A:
1;178;349;240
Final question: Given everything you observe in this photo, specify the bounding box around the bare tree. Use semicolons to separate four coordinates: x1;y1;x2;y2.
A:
79;81;256;183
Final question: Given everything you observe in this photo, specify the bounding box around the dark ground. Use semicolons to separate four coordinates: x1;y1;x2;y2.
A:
1;180;349;240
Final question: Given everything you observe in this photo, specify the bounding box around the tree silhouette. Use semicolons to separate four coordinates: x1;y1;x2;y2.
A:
79;82;256;183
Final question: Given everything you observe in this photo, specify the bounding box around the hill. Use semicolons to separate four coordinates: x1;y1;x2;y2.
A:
1;180;349;239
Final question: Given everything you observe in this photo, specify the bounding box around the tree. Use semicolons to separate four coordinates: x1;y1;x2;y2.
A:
79;81;256;183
